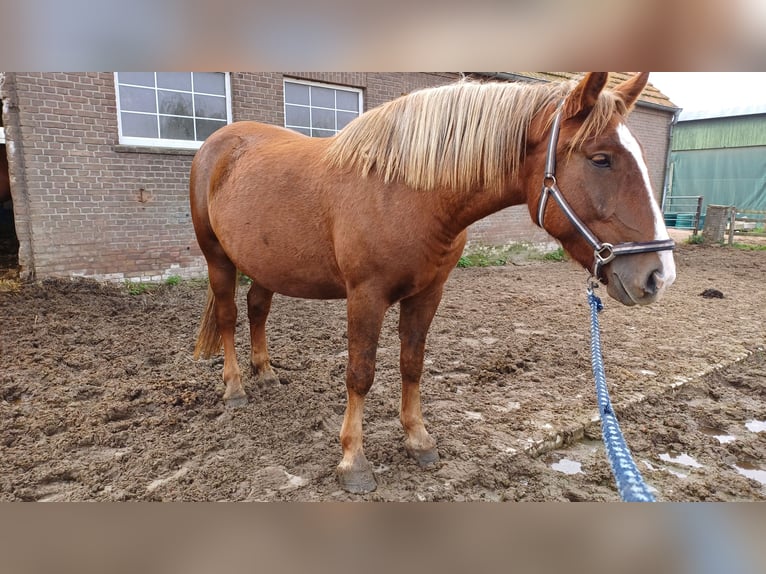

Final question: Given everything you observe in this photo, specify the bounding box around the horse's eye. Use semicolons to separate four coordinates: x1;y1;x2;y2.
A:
590;154;611;168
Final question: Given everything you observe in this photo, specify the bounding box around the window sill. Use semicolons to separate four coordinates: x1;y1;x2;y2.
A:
114;144;198;156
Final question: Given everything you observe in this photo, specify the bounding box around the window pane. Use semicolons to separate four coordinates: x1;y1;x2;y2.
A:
289;127;311;137
337;111;358;130
193;72;225;95
119;85;156;113
157;72;192;91
194;94;226;120
160;116;194;140
121;112;158;138
312;108;335;130
196;119;226;140
312;129;335;138
336;90;359;112
285;104;310;127
311;86;335;108
158;90;193;116
284;82;310;105
119;72;154;87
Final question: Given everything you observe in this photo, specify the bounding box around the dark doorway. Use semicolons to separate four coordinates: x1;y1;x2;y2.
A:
0;141;19;277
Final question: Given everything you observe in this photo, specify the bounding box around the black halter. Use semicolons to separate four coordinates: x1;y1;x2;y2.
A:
536;106;675;282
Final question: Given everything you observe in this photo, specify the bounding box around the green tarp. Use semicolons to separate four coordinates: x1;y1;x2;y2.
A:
668;146;766;216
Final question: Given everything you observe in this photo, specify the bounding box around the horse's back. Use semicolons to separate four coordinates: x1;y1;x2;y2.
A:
192;122;313;194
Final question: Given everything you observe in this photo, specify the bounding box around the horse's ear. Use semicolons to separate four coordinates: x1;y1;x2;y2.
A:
613;72;650;112
562;72;609;119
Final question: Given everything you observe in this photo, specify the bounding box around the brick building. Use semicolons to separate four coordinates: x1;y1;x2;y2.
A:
0;72;676;281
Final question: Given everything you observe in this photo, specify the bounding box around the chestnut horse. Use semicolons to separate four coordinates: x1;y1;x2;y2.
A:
190;72;676;493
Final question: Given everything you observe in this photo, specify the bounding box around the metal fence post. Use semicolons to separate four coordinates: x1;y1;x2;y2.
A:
693;196;703;236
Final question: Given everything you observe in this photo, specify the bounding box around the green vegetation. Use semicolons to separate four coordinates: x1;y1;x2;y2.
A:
731;242;766;251
457;243;567;268
686;234;705;245
124;274;185;295
124;281;153;295
541;247;567;262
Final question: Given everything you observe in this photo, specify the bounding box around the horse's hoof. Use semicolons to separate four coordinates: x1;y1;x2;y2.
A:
406;445;440;468
253;367;281;390
255;371;280;389
337;466;377;494
223;391;248;409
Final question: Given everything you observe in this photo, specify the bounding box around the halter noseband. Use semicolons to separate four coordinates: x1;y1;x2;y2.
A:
536;105;675;282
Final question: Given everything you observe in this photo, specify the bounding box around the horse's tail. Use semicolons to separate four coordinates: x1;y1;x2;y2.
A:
194;285;226;359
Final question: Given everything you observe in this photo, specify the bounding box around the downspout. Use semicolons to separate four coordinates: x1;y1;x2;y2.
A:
661;106;681;212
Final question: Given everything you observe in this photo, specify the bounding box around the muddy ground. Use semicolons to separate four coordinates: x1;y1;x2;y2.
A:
1;241;764;501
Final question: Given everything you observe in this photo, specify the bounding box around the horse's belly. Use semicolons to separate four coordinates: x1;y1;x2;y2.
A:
237;256;347;300
268;276;347;300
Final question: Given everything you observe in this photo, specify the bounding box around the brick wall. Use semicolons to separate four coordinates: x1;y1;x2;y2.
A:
4;72;204;281
626;105;673;201
2;73;671;280
466;206;558;251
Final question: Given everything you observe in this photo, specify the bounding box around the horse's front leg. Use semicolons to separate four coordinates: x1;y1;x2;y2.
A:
336;288;388;494
398;284;445;467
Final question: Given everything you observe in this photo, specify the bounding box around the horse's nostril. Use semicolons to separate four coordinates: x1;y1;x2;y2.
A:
645;270;662;296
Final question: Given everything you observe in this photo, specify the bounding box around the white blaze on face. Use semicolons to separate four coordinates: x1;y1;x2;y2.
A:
616;123;676;289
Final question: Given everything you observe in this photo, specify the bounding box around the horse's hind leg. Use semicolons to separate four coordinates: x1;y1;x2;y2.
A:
208;260;247;407
398;284;444;467
246;282;280;389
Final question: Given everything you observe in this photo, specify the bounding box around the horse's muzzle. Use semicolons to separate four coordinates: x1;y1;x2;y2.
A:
606;254;676;306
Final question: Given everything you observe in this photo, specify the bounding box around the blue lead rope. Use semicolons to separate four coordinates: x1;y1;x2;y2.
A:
588;288;656;502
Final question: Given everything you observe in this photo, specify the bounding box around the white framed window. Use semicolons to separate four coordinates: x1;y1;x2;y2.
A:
115;72;232;149
284;78;362;137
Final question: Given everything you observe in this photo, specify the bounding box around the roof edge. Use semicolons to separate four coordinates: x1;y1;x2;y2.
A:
470;72;679;111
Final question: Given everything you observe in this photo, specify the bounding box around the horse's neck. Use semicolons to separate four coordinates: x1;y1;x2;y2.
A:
439;183;529;236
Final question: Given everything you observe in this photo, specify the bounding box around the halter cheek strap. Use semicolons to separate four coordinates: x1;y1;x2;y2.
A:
536;105;675;281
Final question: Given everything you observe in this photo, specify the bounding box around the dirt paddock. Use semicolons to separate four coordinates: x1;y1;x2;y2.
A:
1;240;764;501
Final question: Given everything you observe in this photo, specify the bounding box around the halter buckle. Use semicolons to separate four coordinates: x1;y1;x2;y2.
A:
594;243;615;265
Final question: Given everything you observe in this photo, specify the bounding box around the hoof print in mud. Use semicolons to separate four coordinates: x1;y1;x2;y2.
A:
223;394;248;409
700;288;724;299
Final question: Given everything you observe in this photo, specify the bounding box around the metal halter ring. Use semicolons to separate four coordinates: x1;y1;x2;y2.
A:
594;243;616;265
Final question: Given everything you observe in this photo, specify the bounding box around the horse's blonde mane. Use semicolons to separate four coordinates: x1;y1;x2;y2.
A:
324;79;628;194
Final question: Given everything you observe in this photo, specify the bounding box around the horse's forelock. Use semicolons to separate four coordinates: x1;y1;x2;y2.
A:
566;90;630;152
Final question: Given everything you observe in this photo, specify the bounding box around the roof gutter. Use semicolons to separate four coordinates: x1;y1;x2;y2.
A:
635;100;680;113
469;72;544;83
660;106;682;212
